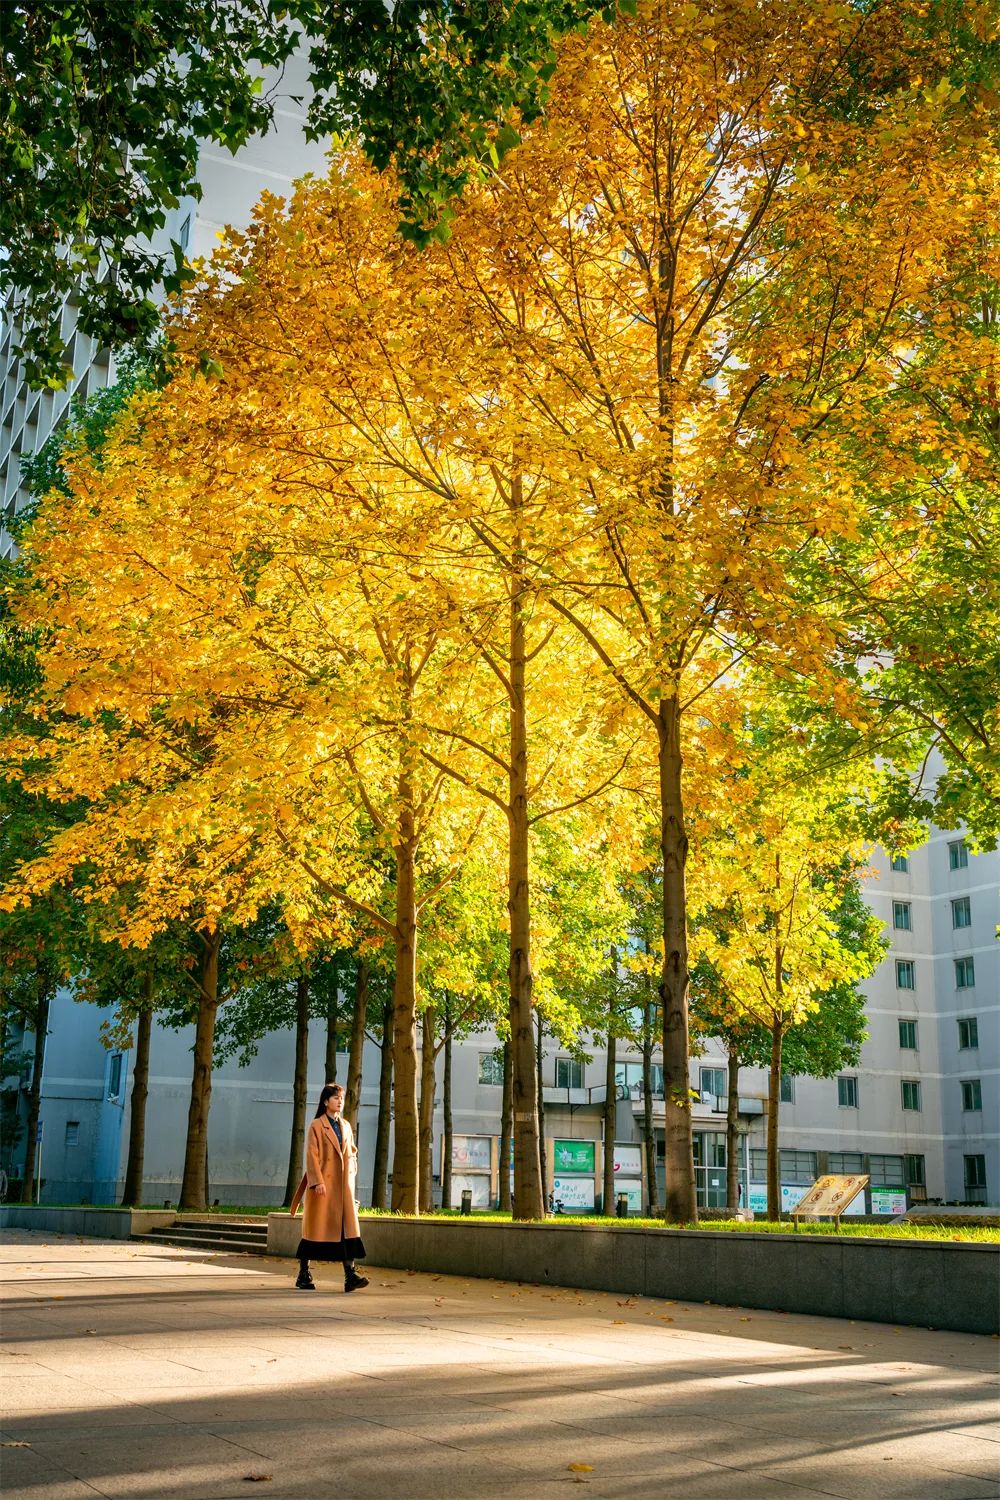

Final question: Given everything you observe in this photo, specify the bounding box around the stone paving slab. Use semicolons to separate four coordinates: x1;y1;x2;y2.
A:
1;1230;997;1500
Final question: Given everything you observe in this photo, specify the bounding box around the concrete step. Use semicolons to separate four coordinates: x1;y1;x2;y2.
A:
132;1230;271;1256
150;1220;268;1239
146;1230;268;1242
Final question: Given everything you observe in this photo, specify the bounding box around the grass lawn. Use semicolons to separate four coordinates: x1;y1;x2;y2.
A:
21;1202;996;1242
356;1208;1000;1242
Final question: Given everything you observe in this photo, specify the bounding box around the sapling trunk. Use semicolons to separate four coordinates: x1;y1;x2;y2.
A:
283;972;310;1206
178;930;221;1212
726;1047;741;1213
121;975;153;1207
370;995;393;1210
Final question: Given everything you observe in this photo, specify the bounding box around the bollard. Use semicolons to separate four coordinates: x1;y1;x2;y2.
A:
460;1189;473;1216
616;1193;629;1219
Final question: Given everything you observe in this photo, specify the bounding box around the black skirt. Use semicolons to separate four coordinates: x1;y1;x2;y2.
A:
295;1234;366;1263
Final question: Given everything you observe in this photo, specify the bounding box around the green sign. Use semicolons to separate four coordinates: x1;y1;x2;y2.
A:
553;1139;596;1174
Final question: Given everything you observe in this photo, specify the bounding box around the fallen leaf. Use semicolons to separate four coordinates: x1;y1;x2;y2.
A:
567;1464;593;1473
242;1475;273;1483
612;1320;625;1325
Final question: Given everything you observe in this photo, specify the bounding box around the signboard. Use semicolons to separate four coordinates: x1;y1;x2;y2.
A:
451;1135;492;1173
551;1175;596;1212
613;1143;643;1177
553;1140;596;1174
871;1188;907;1217
452;1174;492;1208
791;1174;868;1221
615;1179;643;1213
749;1183;866;1217
749;1184;804;1216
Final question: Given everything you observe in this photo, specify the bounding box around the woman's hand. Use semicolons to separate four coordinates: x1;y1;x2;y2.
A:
314;1183;327;1196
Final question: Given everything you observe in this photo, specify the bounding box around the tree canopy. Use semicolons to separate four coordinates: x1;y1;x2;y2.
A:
5;0;998;385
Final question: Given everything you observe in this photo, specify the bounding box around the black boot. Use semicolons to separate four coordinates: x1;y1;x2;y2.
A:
344;1261;369;1293
295;1259;316;1291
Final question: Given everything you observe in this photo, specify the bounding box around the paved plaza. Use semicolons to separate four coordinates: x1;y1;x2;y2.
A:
1;1231;997;1500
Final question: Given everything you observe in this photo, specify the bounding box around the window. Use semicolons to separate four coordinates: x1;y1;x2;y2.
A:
892;901;912;931
898;1019;918;1050
828;1152;864;1174
778;1149;817;1183
890;854;909;872
905;1154;925;1187
752;1148;816;1182
837;1075;859;1108
955;957;976;990
779;1073;795;1104
700;1067;726;1100
107;1053;123;1101
869;1154;905;1186
65;1121;79;1147
948;840;969;871
555;1057;584;1090
179;213;191;250
961;1079;983;1112
895;960;915;990
958;1016;979;1050
952;896;972;929
901;1080;922;1112
477;1051;504;1086
614;1062;644;1091
964;1154;987;1190
964;1153;988;1203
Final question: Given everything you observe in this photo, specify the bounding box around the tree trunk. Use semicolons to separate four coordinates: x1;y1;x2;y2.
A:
344;956;368;1133
641;993;660;1215
371;995;393;1210
418;1004;436;1212
499;1038;513;1212
767;1018;783;1220
603;1009;617;1215
658;697;696;1223
442;995;453;1211
20;975;51;1204
325;953;340;1083
283;972;310;1207
121;974;153;1207
726;1046;741;1214
508;518;545;1220
536;1010;547;1209
390;766;420;1213
178;930;221;1212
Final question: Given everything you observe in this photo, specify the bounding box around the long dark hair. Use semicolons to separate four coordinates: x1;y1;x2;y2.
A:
314;1083;343;1119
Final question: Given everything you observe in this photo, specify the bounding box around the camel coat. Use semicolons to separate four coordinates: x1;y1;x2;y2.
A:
296;1114;364;1258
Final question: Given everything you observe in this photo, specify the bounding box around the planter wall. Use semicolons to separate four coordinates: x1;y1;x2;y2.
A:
1;1207;178;1237
269;1213;998;1335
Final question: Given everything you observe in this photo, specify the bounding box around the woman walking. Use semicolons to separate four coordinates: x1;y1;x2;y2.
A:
294;1083;368;1293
